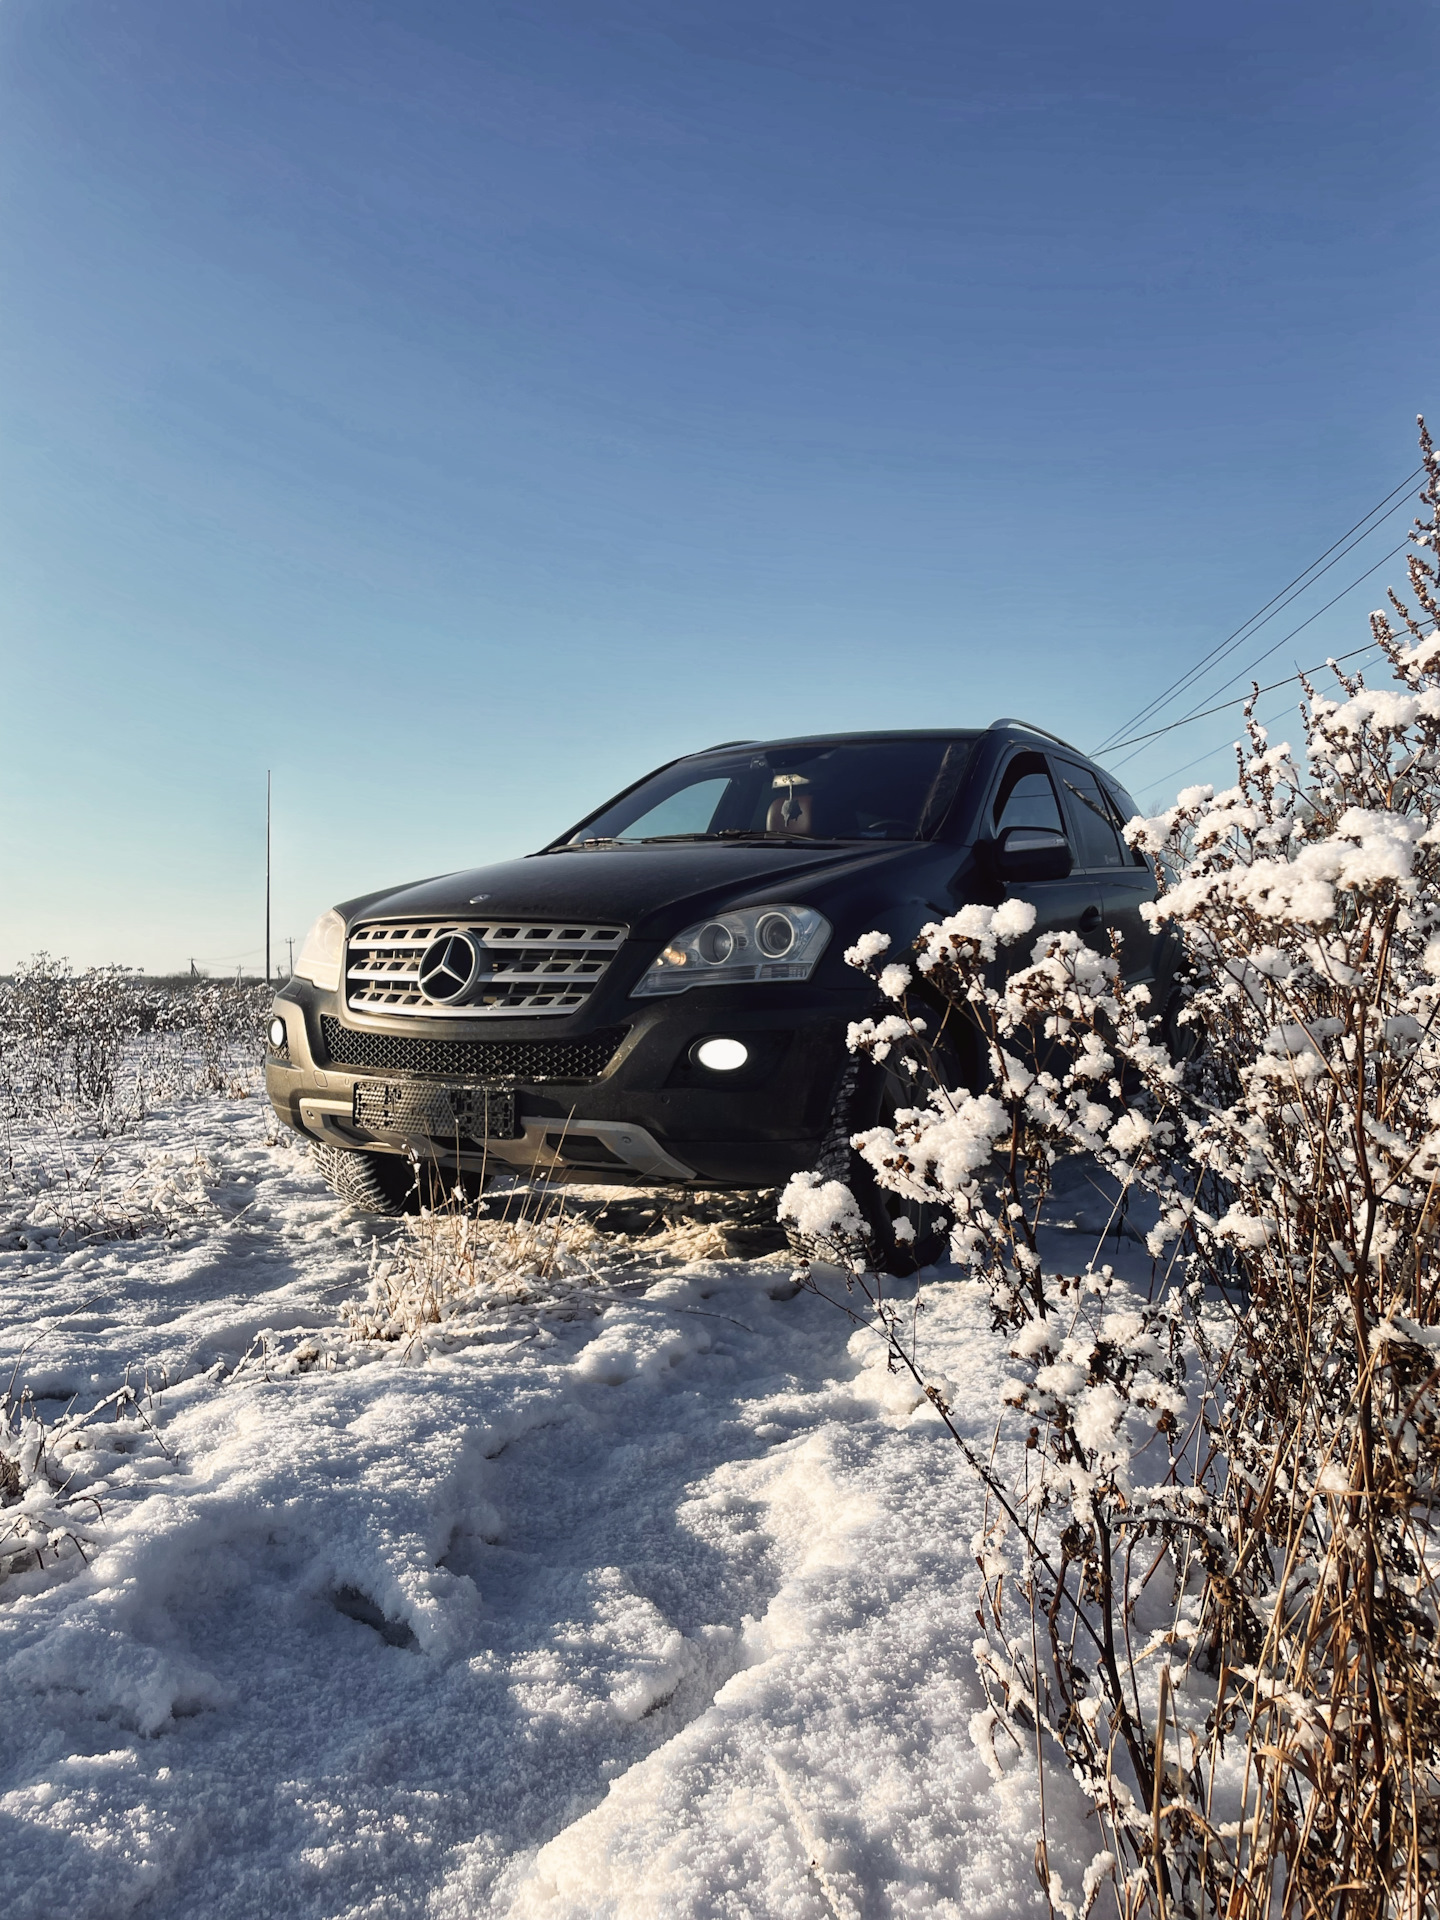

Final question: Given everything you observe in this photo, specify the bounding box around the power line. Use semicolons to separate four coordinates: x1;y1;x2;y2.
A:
1091;467;1424;754
1129;618;1437;800
1106;537;1404;769
1103;640;1379;759
1170;538;1408;713
1094;470;1420;751
1137;703;1296;800
1100;531;1414;768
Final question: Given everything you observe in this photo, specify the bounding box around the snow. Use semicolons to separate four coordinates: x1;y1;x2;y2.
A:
0;1092;1150;1918
842;932;891;968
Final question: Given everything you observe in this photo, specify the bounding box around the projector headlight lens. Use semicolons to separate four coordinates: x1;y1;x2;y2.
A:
756;912;795;958
695;1037;749;1072
696;922;735;965
294;909;345;993
632;904;830;998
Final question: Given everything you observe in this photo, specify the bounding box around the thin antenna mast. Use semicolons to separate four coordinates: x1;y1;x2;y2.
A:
265;770;272;986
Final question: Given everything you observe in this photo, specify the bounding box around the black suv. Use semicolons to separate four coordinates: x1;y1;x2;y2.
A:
266;722;1175;1264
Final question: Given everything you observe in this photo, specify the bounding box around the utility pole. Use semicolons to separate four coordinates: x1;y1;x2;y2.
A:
286;935;295;979
265;770;272;986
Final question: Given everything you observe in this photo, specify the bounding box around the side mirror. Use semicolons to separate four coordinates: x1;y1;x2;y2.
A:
992;825;1073;883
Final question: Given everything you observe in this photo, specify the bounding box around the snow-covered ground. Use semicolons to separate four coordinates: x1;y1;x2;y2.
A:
0;1091;1147;1918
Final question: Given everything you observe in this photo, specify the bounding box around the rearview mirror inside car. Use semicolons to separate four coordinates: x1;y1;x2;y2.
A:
993;826;1073;883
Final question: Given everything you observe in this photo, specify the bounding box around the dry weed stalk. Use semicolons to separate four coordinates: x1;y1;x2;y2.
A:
345;1174;612;1343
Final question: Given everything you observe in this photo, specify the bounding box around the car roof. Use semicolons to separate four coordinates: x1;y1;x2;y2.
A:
690;721;1098;765
689;728;983;756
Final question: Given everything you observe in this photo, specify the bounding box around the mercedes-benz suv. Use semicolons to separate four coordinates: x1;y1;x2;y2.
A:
265;721;1174;1267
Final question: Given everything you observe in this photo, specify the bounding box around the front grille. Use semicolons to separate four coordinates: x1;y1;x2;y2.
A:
353;1081;521;1141
345;917;627;1017
319;1017;627;1082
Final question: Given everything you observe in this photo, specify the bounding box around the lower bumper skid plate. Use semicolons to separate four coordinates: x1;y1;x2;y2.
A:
352;1080;521;1141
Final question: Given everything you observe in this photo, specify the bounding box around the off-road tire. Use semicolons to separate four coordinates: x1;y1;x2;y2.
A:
1160;987;1204;1066
806;1007;976;1278
312;1145;415;1216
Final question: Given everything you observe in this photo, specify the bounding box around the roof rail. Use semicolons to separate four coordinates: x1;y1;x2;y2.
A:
987;717;1085;756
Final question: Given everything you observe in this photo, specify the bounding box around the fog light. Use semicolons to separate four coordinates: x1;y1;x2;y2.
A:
695;1037;748;1072
268;1016;288;1049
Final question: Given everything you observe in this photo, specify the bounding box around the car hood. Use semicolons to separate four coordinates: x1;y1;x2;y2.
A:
341;842;923;940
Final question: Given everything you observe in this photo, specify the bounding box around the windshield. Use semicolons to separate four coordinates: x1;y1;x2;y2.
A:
562;736;976;846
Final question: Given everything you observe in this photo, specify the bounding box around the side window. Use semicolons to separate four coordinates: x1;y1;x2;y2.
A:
1101;777;1149;868
992;753;1064;837
1056;763;1125;869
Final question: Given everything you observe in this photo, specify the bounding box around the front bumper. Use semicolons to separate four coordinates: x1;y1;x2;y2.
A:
265;974;856;1188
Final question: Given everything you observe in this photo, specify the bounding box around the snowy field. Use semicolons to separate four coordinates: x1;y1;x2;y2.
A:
0;1089;1148;1919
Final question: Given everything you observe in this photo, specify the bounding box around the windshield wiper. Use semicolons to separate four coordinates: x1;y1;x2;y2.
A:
630;831;853;847
545;830;856;852
705;830;851;846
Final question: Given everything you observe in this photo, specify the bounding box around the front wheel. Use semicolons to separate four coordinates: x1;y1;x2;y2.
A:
1160;987;1204;1066
816;1010;976;1277
311;1145;456;1215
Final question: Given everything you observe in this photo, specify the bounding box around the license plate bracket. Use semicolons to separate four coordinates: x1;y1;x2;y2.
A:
352;1081;521;1142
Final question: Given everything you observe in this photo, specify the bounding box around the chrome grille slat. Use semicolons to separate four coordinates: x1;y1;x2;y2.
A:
344;918;627;1018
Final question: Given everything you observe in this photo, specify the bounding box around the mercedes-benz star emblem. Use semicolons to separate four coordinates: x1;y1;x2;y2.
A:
417;930;483;1005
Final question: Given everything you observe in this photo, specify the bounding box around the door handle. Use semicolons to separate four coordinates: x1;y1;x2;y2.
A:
1079;905;1102;930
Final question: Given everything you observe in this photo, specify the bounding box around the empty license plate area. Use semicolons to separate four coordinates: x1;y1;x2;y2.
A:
352;1081;521;1141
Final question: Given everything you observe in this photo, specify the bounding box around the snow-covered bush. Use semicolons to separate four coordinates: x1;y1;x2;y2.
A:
783;426;1440;1919
0;960;269;1135
1;1378;169;1592
0;964;271;1238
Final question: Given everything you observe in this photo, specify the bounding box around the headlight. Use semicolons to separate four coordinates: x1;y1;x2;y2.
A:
632;904;830;998
294;909;345;992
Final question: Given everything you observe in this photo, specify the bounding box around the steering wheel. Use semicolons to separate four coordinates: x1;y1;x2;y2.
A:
861;818;912;837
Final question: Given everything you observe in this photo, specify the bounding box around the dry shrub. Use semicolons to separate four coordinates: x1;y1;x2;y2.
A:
343;1178;756;1347
785;427;1440;1918
345;1186;613;1344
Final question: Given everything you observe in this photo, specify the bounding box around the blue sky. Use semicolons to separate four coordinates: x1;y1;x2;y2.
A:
1;0;1433;972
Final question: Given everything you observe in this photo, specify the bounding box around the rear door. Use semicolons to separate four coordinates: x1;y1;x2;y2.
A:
1097;773;1159;984
988;750;1107;955
1051;759;1156;982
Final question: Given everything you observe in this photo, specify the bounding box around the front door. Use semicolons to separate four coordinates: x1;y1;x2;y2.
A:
988;750;1107;956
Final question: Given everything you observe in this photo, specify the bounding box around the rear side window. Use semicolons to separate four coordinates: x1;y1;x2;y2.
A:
1100;777;1149;867
993;753;1064;836
1056;763;1125;869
